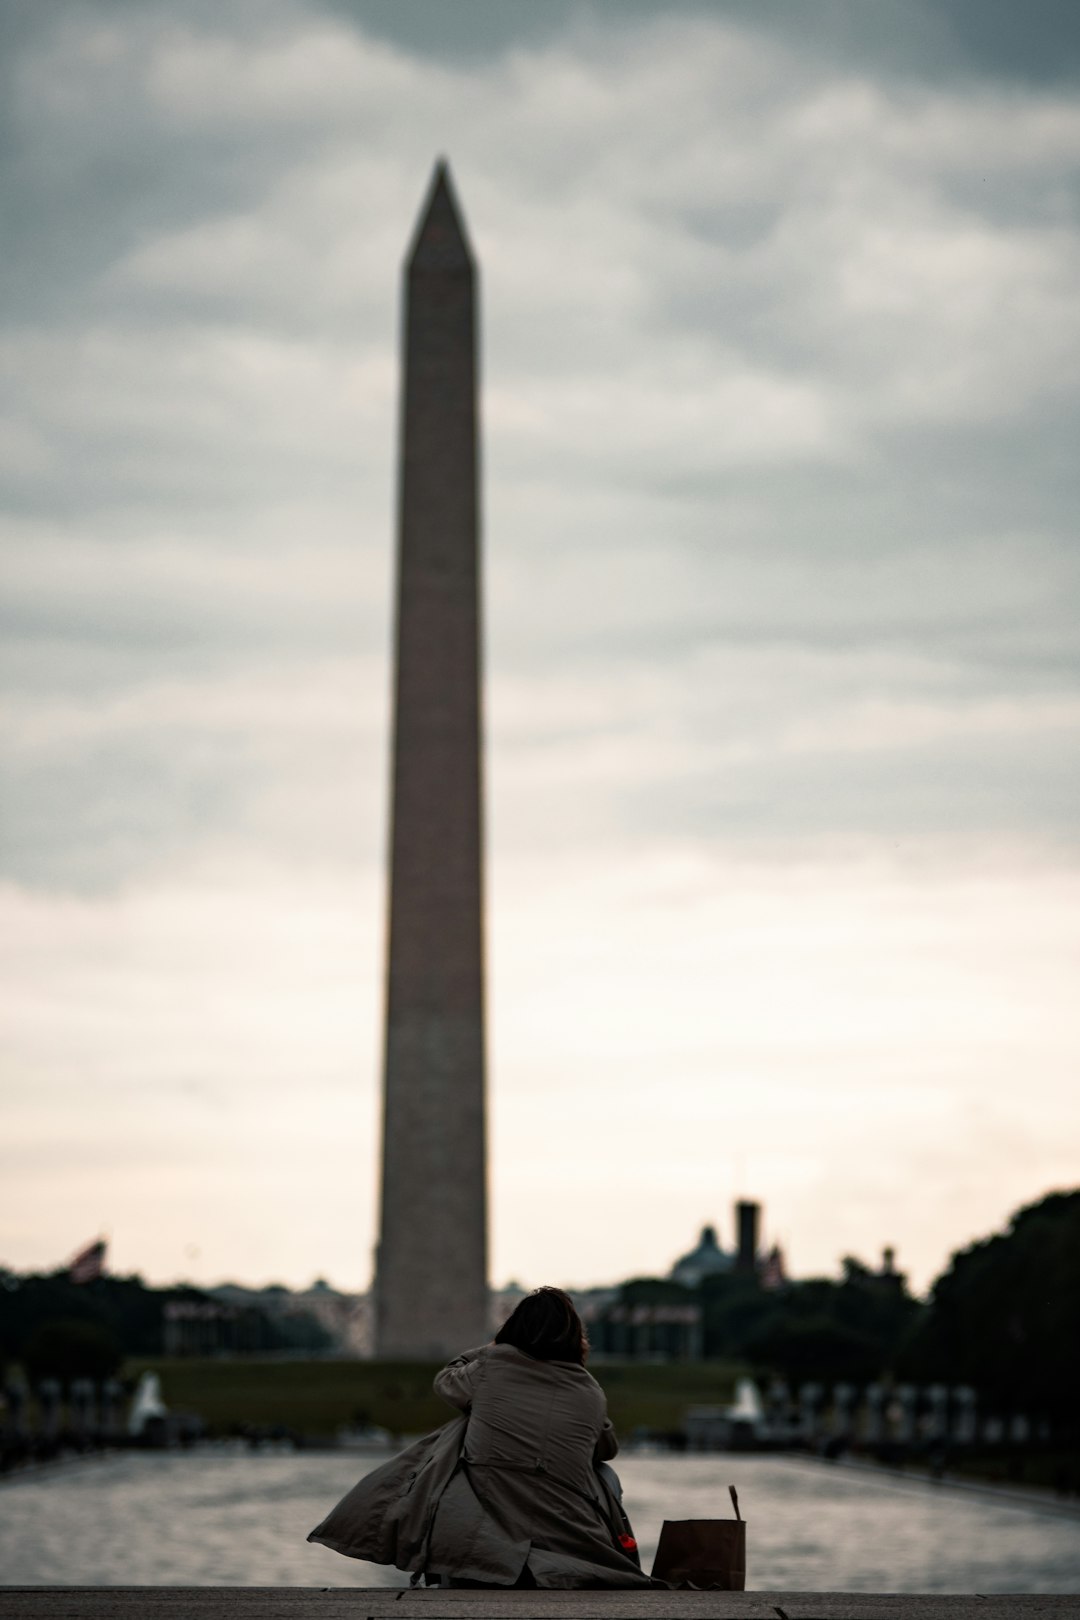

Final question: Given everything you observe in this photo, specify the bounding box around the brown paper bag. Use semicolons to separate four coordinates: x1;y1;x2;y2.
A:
650;1484;746;1590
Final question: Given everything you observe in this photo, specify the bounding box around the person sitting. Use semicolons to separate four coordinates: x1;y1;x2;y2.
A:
426;1286;654;1587
308;1286;657;1589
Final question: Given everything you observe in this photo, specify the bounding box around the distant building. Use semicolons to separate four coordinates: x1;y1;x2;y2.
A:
592;1300;703;1361
734;1200;760;1274
669;1224;733;1287
163;1297;238;1357
208;1281;371;1356
878;1247;904;1288
296;1280;371;1355
587;1207;778;1361
569;1287;621;1329
839;1247;906;1297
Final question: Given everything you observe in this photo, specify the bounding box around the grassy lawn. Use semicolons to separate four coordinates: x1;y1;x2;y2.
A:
592;1359;742;1436
123;1356;743;1441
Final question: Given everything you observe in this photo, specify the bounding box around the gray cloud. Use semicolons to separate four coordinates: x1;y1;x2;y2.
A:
3;0;1079;902
312;0;1080;85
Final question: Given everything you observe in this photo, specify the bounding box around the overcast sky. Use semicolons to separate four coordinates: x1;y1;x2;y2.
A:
3;0;1079;1297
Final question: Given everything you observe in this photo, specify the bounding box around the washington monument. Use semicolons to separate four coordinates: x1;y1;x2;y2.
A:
373;162;489;1358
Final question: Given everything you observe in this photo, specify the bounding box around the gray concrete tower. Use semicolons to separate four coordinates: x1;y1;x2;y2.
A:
373;162;488;1359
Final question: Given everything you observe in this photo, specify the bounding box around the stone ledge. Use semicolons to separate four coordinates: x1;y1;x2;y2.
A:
2;1591;1079;1620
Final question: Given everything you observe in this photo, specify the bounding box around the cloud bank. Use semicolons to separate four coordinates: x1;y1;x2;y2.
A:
3;0;1079;1292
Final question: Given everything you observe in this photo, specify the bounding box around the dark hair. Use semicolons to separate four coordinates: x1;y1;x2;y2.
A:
494;1286;587;1364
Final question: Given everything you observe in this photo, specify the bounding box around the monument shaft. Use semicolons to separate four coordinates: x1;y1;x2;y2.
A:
374;165;489;1358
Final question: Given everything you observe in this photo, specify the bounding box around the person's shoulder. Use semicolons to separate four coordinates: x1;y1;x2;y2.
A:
550;1358;604;1391
575;1364;612;1408
488;1345;576;1378
487;1342;534;1370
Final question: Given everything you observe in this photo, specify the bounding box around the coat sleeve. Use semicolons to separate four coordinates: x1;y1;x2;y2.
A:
433;1344;488;1411
594;1415;619;1461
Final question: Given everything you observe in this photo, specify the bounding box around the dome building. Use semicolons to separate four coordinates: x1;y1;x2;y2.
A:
668;1223;734;1288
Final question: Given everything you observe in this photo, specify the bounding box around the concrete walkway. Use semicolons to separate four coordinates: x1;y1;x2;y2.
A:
2;1592;1079;1619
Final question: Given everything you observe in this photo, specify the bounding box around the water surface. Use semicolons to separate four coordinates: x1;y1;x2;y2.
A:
2;1448;1077;1591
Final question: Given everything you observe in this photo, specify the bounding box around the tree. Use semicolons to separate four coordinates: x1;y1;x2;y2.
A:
742;1314;882;1385
22;1319;123;1387
705;1263;921;1382
900;1189;1080;1427
700;1272;779;1360
0;1271;166;1361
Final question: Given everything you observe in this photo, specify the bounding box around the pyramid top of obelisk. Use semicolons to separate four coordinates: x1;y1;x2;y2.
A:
406;158;475;275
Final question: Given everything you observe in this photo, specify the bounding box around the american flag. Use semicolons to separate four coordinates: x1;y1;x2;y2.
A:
68;1238;107;1284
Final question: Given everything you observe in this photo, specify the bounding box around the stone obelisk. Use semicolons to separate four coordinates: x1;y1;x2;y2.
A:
373;162;489;1359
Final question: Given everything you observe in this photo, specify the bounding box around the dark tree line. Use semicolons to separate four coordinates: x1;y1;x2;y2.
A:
898;1189;1080;1427
598;1188;1080;1427
713;1258;920;1385
0;1271;332;1385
